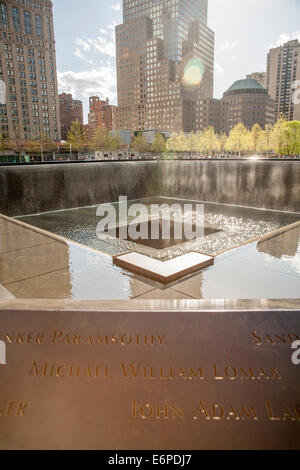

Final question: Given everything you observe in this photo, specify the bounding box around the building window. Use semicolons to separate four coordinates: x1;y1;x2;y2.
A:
0;2;8;29
24;11;32;35
12;6;21;32
46;17;52;40
35;15;43;38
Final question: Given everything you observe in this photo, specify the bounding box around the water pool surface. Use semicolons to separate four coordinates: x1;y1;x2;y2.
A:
17;197;300;260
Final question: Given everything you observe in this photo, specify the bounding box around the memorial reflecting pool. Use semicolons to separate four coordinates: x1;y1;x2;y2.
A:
0;161;300;300
17;197;300;259
0;211;300;300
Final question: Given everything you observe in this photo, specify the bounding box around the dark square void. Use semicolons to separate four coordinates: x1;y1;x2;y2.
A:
104;219;222;250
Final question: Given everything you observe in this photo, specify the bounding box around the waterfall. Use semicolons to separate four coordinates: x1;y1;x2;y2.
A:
0;160;299;217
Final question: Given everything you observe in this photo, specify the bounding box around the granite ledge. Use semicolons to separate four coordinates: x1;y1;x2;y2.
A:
0;298;300;312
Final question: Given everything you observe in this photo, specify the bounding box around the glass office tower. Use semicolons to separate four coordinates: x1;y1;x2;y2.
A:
123;0;208;61
115;0;214;133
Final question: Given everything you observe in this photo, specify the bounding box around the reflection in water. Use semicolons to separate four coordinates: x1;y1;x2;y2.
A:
257;228;300;275
56;242;72;299
0;238;73;299
257;228;300;259
67;242;147;300
200;228;300;300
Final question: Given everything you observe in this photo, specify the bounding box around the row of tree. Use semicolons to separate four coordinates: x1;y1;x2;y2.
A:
0;121;125;158
118;118;300;156
1;117;299;159
164;119;300;156
66;122;124;153
66;122;165;154
0;131;57;158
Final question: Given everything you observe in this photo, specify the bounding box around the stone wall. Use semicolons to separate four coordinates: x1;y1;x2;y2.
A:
1;160;299;216
0;162;159;216
159;160;300;212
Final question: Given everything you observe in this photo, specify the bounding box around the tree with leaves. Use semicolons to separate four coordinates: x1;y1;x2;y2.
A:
201;127;219;155
67;120;87;153
166;133;178;152
250;123;262;153
0;130;8;156
284;121;300;155
9;126;26;158
258;123;273;155
225;123;248;156
108;131;123;151
131;133;149;153
151;133;166;153
187;131;201;154
174;132;188;152
92;126;110;151
270;116;288;156
218;133;228;155
38;134;56;161
24;139;40;156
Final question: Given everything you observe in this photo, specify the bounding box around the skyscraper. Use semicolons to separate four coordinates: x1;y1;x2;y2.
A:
267;39;300;121
0;0;61;142
122;0;208;62
115;0;214;133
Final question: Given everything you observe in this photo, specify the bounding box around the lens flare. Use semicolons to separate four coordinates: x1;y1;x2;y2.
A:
182;58;204;88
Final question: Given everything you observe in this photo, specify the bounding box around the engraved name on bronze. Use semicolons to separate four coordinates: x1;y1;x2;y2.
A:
129;400;300;422
2;330;299;347
0;401;28;417
0;331;166;346
252;330;299;346
27;362;283;381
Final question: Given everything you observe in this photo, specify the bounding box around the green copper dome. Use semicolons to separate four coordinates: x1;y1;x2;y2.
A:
223;78;267;96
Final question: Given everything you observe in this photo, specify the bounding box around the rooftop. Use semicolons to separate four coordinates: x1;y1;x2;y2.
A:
223;78;267;96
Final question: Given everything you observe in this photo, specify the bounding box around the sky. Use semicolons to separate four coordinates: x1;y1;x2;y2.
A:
53;0;300;123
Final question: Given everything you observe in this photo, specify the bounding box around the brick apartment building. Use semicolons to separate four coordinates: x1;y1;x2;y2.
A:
85;96;114;141
59;92;83;140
